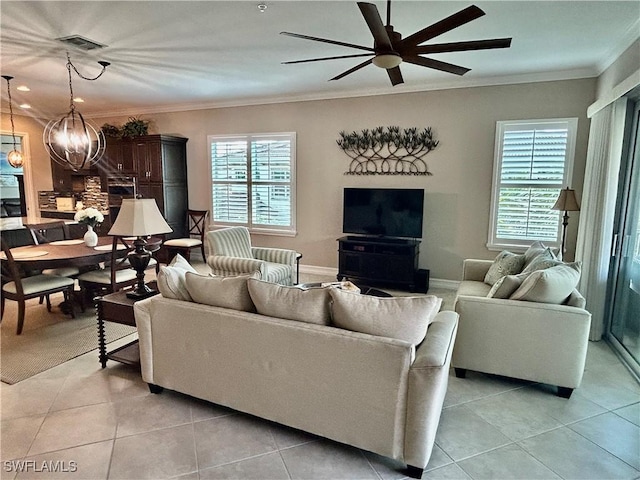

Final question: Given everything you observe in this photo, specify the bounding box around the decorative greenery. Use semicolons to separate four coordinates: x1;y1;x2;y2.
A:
102;117;150;139
101;123;121;138
121;116;149;138
337;126;439;175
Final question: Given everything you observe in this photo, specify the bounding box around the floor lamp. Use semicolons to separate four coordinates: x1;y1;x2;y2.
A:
551;187;581;255
109;198;173;298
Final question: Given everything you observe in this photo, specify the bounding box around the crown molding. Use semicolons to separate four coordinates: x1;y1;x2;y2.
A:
596;20;640;75
86;68;598;119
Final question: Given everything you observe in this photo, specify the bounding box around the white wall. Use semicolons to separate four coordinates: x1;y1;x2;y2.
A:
23;78;596;280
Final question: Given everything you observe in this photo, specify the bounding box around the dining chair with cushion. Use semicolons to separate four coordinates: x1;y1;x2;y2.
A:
206;226;297;285
162;210;209;263
76;236;138;309
24;221;81;278
1;239;76;335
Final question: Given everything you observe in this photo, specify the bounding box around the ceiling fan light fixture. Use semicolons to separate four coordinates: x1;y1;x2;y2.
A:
372;53;402;69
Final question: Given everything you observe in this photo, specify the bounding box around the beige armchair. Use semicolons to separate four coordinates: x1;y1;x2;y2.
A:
206;226;297;285
453;259;591;398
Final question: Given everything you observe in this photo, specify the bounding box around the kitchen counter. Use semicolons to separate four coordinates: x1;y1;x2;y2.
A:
0;216;78;248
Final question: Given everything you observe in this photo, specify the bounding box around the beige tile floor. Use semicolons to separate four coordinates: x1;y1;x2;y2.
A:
1;267;639;479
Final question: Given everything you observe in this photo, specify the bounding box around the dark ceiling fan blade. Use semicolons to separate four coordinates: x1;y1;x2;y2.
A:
401;5;485;47
282;53;374;65
330;58;373;81
357;2;393;50
403;56;470;75
280;31;374;52
387;66;404;86
412;38;512;54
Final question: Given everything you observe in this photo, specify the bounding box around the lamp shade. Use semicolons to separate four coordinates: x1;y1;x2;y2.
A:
551;187;580;212
108;198;172;237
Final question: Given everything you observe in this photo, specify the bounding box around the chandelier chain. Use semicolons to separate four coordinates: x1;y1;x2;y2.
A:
4;76;19;150
66;51;109;82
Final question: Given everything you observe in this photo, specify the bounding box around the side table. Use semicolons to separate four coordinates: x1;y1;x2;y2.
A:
96;283;159;368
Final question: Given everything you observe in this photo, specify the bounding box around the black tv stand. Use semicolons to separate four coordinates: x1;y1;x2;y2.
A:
337;236;421;292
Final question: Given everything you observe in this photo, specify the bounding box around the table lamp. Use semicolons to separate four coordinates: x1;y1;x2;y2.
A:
108;198;172;298
551;187;580;254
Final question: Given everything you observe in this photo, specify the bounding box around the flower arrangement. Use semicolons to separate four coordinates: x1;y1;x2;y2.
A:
74;207;104;228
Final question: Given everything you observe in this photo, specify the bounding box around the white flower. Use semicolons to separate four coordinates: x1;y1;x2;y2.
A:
74;207;104;227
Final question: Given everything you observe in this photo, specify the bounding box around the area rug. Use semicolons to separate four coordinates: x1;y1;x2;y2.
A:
1;297;136;384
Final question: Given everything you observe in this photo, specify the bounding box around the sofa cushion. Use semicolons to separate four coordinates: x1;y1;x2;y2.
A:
484;251;525;285
157;254;197;301
247;278;331;325
329;289;442;345
487;273;528;299
510;262;581;304
184;272;257;312
457;280;492;298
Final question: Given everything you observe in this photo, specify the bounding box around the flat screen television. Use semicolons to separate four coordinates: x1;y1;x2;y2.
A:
342;188;424;239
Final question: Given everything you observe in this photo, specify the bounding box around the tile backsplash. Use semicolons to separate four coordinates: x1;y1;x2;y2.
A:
39;176;109;213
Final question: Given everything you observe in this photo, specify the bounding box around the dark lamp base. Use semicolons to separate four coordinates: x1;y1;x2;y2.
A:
126;284;158;299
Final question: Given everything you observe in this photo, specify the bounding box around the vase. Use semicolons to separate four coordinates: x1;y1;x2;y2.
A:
84;225;98;247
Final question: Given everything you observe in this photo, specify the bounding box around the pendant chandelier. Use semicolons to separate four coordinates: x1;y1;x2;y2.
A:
43;52;110;172
2;75;25;168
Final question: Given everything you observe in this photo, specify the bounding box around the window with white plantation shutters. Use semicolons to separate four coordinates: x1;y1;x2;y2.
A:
488;119;577;250
209;133;296;234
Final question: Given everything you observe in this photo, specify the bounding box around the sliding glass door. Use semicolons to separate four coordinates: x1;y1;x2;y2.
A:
608;99;640;376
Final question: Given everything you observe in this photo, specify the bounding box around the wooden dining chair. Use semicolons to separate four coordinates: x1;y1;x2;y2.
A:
1;239;76;335
24;221;82;308
76;236;138;309
24;221;81;277
161;210;209;263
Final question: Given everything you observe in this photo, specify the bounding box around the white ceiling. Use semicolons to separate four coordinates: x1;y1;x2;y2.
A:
1;1;639;118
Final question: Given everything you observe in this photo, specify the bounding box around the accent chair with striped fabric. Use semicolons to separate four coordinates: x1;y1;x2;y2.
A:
206;226;297;285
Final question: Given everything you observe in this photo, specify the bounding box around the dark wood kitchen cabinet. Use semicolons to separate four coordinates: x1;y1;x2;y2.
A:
101;135;189;238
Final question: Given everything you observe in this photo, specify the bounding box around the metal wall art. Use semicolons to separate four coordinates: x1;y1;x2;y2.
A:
337;126;438;175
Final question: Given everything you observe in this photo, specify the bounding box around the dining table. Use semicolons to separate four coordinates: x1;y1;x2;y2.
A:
3;236;125;271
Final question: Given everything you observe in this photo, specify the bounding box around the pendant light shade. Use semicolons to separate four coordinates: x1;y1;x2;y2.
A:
2;75;25;168
43;52;109;172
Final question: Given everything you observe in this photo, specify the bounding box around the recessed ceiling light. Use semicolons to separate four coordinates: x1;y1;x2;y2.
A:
17;85;30;92
257;3;267;13
74;97;85;103
19;104;31;109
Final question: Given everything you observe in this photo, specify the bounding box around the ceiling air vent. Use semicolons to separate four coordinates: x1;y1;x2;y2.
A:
56;35;107;51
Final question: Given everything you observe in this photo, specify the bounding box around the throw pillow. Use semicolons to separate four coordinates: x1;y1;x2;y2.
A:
247;279;331;325
184;272;257;312
156;253;197;301
510;262;581;304
329;289;442;345
523;241;561;267
483;251;525;286
521;251;562;274
487;273;528;299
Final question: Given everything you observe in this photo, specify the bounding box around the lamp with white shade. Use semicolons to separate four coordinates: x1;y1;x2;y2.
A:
551;187;580;255
109;198;172;299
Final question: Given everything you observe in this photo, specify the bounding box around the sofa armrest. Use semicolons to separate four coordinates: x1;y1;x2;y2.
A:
207;255;265;277
252;247;298;267
404;310;458;470
453;295;591;388
134;297;156;385
462;259;493;282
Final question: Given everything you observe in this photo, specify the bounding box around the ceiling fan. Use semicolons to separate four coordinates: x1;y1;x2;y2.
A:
281;1;512;86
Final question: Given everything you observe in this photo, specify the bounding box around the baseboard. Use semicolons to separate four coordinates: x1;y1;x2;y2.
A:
299;265;459;291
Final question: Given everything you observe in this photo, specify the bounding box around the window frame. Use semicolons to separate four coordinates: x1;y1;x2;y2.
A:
487;118;578;251
208;132;297;236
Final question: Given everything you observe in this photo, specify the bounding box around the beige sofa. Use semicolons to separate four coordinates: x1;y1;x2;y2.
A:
134;283;458;477
453;258;591;398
